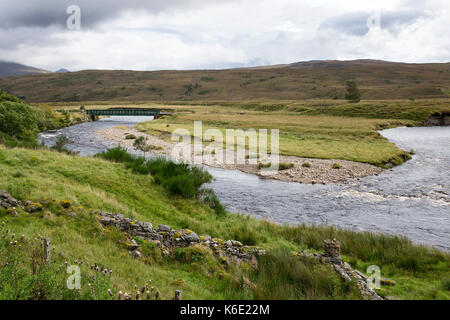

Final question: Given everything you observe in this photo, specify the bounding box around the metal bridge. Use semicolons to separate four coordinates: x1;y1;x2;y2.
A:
85;108;167;120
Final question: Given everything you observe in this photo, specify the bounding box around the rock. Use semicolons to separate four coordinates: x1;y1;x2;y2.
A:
130;249;142;259
225;240;233;247
0;191;19;208
381;278;396;286
6;207;18;217
354;269;368;281
26;203;43;213
150;240;161;246
142;222;153;230
128;239;140;250
158;224;171;232
231;240;243;247
333;264;352;282
343;262;352;270
99;217;114;226
183;232;200;242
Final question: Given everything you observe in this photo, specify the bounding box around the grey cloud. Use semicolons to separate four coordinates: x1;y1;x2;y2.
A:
319;9;427;36
0;0;223;29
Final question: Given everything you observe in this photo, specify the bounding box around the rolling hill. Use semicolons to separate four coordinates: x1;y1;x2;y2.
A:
0;61;50;78
0;60;449;102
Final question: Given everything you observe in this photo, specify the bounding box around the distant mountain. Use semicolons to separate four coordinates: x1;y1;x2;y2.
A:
0;61;50;78
1;59;449;102
287;59;407;69
55;68;70;73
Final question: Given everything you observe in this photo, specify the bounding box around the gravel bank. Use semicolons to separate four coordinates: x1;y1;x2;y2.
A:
94;126;383;184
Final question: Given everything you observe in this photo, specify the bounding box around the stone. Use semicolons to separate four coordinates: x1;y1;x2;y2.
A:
142;222;153;230
130;249;142;259
184;232;200;242
99;217;114;225
158;224;171;232
128;239;140;250
354;269;368;281
231;240;243;247
26;203;43;213
381;278;396;286
323;238;341;258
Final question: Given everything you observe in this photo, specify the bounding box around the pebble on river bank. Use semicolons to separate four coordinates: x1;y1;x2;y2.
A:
94;126;383;184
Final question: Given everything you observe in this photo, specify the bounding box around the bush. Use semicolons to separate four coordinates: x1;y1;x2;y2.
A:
345;80;361;103
199;188;226;216
257;162;271;169
333;163;341;169
302;162;311;168
125;134;136;140
53;134;70;152
98;148;214;200
174;246;208;264
0;92;61;144
0;100;40;140
279;162;294;170
97;146;134;163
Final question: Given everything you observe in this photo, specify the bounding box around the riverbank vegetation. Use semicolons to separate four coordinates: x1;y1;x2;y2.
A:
0;93;449;299
0;145;449;299
0;90;88;148
97;147;225;215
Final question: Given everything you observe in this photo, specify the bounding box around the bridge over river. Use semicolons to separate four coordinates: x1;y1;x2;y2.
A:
84;108;170;120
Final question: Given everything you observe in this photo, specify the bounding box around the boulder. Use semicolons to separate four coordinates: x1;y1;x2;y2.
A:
183;232;199;242
130;249;142;259
158;224;171;232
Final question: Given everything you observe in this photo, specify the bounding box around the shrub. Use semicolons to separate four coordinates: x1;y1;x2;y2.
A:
125;134;136;140
279;162;294;170
53;134;70;152
0;92;61;144
174;246;208;264
345;80;361;103
0;100;40;140
97;146;134;163
257;162;271;169
332;163;341;169
98;148;214;200
442;278;450;291
199;188;226;216
302;162;311;168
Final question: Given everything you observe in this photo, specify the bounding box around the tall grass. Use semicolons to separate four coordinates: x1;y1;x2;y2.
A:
224;250;360;300
97;147;223;212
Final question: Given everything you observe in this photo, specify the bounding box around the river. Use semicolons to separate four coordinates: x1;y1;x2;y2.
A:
38;117;450;251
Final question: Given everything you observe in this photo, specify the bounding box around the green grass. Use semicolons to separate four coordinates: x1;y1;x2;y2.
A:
0;145;449;299
135;103;421;167
97;147;213;200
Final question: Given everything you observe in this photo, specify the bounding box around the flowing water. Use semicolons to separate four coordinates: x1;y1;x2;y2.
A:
39;118;450;251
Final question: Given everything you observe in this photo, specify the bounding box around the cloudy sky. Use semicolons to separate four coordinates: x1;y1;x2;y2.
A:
0;0;448;71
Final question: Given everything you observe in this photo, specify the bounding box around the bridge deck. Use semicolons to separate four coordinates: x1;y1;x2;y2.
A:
85;108;162;116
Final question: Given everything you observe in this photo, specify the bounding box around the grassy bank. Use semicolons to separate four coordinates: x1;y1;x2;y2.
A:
134;102;434;167
0;145;449;299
